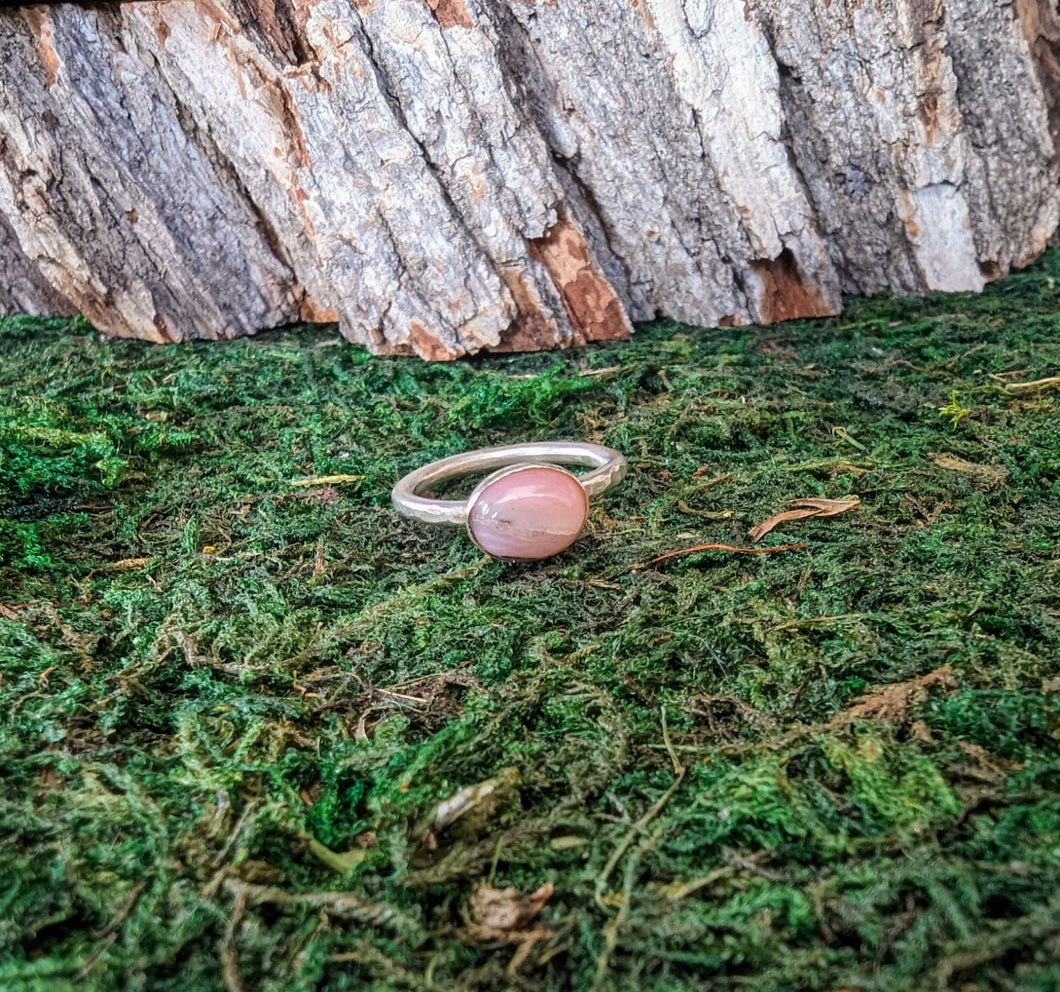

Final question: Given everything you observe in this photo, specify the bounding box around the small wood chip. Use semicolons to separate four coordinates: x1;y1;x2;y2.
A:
466;882;554;943
928;452;1008;488
428;768;520;838
462;881;556;977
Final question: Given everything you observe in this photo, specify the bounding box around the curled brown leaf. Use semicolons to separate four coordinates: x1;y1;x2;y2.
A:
749;497;861;543
835;665;956;727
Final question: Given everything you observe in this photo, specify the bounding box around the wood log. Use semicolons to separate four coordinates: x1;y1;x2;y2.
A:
1;1;1058;358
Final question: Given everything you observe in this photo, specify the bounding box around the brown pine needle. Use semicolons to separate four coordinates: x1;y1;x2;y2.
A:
651;542;808;564
748;497;861;543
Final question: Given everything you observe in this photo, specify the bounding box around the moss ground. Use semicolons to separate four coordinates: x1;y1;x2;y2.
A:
1;253;1059;992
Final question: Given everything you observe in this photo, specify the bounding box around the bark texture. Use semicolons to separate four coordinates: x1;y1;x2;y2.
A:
1;1;1058;358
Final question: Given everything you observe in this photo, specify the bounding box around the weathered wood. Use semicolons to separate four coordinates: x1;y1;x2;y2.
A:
0;208;75;317
1;1;1058;358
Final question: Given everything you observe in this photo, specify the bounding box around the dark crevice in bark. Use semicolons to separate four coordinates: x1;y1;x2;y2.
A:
228;0;315;67
484;1;640;322
348;21;472;353
345;9;529;355
549;151;635;312
1014;0;1060;149
173;89;296;279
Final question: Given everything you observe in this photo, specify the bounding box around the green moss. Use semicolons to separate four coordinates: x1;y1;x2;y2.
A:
2;252;1060;990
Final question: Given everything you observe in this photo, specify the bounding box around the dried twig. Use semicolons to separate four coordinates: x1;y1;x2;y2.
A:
221;879;410;929
651;542;808;564
202;799;261;897
84;557;154;580
593;822;665;992
289;474;363;486
220;887;247;992
692;471;733;489
997;374;1060;392
595;708;685;909
93;880;148;939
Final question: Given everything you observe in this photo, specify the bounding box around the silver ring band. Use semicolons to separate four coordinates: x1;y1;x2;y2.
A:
392;441;627;525
392;442;627;560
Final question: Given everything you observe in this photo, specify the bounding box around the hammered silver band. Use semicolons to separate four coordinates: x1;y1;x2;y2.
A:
391;442;628;525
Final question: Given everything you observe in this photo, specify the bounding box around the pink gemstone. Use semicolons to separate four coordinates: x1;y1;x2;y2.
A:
467;465;589;560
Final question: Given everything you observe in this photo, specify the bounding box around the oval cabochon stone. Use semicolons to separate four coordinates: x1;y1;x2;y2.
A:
467;465;589;560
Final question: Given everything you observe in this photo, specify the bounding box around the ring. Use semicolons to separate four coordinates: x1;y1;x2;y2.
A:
392;442;628;561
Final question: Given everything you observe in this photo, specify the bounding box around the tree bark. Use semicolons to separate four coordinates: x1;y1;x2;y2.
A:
1;1;1058;358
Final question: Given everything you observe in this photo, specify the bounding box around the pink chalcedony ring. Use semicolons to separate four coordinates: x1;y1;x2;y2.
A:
391;442;628;561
